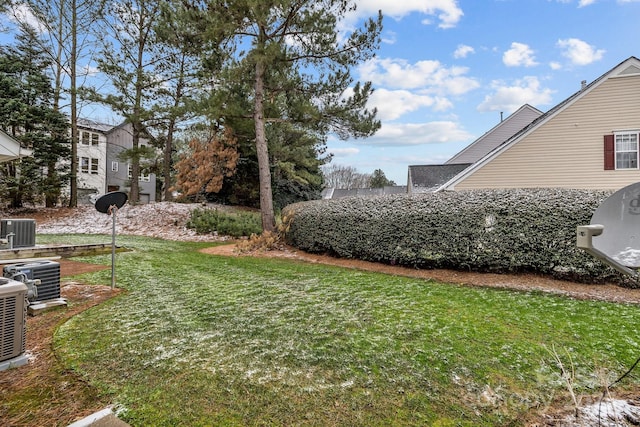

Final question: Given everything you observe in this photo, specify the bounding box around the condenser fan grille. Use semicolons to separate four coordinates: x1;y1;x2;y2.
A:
0;280;27;363
1;295;19;359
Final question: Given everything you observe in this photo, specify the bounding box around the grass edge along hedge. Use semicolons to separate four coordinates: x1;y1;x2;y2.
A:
282;188;635;286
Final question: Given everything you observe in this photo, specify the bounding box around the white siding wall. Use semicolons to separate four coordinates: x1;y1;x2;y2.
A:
454;74;640;190
76;130;107;194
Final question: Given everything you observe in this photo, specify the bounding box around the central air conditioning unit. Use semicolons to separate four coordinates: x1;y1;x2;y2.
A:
0;219;36;248
3;260;60;303
0;278;28;364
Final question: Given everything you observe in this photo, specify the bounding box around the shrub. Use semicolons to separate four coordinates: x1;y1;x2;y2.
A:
282;189;632;285
186;208;262;238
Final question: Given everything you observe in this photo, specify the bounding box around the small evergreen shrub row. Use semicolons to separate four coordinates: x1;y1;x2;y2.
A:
282;189;633;285
186;208;262;238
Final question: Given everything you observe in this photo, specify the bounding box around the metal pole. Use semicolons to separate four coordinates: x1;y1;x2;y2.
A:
111;205;117;290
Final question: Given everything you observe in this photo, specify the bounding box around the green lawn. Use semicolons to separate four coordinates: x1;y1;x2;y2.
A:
38;235;640;426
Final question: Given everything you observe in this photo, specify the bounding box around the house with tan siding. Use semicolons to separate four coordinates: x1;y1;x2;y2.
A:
439;56;640;192
445;104;543;165
407;104;542;194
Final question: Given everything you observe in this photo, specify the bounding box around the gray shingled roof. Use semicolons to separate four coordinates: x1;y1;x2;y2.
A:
321;186;407;199
408;163;471;193
76;118;116;133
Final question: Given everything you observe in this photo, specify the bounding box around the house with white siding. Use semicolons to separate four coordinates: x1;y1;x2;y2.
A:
0;130;31;163
75;119;156;204
438;56;640;192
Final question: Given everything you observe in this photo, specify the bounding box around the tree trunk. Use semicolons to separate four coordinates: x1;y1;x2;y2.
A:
130;125;140;205
254;59;275;233
69;0;78;207
163;121;174;201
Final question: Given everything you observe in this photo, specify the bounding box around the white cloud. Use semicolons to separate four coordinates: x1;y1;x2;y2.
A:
80;64;100;77
344;0;464;29
477;76;554;113
549;61;562;70
359;58;480;95
454;44;475;59
381;30;397;44
554;0;640;5
557;38;605;66
360;121;474;146
503;42;538;67
368;89;452;121
8;3;47;34
328;147;360;157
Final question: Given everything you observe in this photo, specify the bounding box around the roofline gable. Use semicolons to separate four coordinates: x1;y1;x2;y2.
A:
436;56;640;191
446;103;543;165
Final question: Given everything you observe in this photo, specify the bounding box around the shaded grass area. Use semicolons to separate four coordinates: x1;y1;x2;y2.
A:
38;235;640;426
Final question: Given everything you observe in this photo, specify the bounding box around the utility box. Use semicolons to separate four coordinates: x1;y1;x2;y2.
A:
4;260;60;302
0;278;28;363
1;219;36;248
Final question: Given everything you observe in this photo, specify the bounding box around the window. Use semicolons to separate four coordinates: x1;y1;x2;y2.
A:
91;133;99;145
80;157;89;173
112;161;119;172
128;164;151;182
91;158;99;174
81;131;90;145
604;132;640;170
616;132;638;169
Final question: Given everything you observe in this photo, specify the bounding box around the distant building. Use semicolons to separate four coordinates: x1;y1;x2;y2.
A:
321;186;407;199
74;118;156;204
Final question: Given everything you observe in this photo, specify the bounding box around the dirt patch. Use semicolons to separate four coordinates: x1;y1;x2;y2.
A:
58;258;110;277
0;277;121;427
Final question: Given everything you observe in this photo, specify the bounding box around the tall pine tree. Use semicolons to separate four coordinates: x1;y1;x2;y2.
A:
0;28;70;207
170;0;382;232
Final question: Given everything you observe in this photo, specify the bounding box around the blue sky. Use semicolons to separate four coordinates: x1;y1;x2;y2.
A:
332;0;640;185
2;0;640;186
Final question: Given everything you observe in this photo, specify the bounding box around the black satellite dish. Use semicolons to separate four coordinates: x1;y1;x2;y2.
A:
94;191;128;289
95;191;128;214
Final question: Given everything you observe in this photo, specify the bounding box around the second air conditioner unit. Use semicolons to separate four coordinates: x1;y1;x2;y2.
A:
0;218;36;248
3;260;60;303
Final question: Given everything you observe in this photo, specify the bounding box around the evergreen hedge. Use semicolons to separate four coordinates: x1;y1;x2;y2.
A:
282;189;635;285
186;208;262;238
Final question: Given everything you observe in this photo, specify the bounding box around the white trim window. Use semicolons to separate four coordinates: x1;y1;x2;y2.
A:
128;164;151;182
615;131;639;170
91;158;99;174
80;156;90;173
78;130;100;145
111;161;119;172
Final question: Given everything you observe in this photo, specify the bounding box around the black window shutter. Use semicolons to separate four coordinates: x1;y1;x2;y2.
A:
604;134;615;170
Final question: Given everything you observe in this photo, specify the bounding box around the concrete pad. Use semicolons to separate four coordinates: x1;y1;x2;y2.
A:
67;408;130;427
0;354;29;371
28;298;68;316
